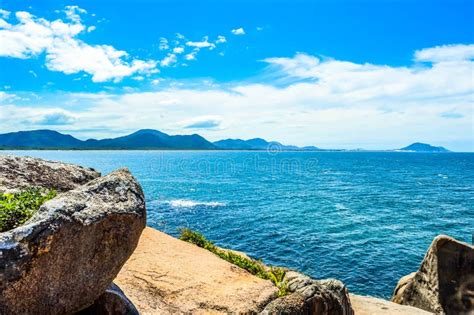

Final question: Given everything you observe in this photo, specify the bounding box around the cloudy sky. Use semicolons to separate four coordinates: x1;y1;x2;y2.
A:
0;0;473;151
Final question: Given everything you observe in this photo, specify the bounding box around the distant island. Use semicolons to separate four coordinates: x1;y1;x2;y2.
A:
398;142;450;153
0;129;451;152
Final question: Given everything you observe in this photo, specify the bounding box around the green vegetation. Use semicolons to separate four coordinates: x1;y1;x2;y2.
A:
180;228;289;296
0;188;57;232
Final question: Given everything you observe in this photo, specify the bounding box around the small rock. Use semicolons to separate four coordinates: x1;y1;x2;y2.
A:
261;293;308;314
77;283;139;315
263;271;354;315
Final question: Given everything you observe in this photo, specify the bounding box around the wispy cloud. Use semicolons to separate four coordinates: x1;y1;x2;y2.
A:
36;111;76;125
159;37;169;50
414;44;474;62
181;116;222;129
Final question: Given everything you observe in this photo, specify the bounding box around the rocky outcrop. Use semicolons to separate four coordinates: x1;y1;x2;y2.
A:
115;227;357;315
0;154;100;193
262;271;353;314
0;167;146;314
115;227;279;314
78;283;139;315
391;235;474;314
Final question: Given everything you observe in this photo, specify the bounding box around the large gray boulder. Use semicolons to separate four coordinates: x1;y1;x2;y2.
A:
262;271;354;314
0;167;146;314
0;154;100;193
392;235;474;314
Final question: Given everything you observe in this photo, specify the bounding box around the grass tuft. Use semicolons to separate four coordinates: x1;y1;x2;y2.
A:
180;228;288;296
0;188;57;232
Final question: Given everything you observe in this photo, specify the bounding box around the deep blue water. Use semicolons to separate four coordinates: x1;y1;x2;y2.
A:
3;151;473;298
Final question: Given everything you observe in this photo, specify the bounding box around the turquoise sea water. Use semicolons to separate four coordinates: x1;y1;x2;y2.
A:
3;150;473;298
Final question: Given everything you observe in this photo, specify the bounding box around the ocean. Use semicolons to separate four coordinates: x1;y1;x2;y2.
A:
3;150;473;298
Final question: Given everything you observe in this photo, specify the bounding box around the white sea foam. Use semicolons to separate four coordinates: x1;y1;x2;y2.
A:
166;199;226;208
335;203;348;210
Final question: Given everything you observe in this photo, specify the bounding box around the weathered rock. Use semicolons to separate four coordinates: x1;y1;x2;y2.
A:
262;271;354;315
262;293;308;314
77;283;139;315
0;168;146;314
115;227;278;314
391;235;474;314
0;154;100;193
350;294;433;314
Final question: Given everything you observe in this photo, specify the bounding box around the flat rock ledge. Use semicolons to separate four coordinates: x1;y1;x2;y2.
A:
115;227;278;314
391;235;474;314
0;154;100;193
0;156;146;314
350;294;433;315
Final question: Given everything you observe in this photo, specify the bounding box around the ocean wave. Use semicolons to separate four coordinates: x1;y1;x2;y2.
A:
165;199;226;208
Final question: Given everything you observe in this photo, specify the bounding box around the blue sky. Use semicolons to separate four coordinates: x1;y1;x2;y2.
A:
0;0;473;150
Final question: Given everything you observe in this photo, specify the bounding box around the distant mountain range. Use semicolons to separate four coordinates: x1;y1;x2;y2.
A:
0;129;215;150
0;129;451;152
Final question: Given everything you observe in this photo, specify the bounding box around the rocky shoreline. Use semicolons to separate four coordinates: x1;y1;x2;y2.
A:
0;155;472;314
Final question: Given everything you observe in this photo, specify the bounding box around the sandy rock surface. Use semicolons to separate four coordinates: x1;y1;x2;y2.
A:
351;294;433;314
115;227;278;314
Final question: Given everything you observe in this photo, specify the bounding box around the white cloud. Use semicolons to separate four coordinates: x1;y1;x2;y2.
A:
173;46;184;54
0;91;14;102
0;7;157;82
151;79;160;85
0;19;10;28
160;53;177;67
231;27;245;35
215;35;226;43
185;52;196;61
186;36;216;49
0;9;10;19
159;37;169;50
64;5;87;23
46;40;157;82
414;44;474;62
256;27;263;31
87;25;96;32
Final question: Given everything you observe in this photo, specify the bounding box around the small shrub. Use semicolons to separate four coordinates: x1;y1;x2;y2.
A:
179;228;288;296
0;188;57;232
